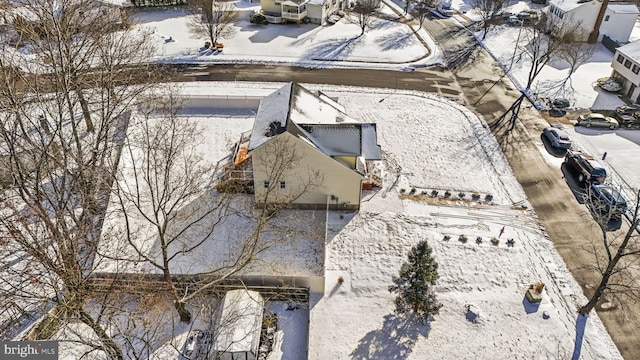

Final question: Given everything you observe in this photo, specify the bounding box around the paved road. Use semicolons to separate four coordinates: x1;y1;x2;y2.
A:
175;17;639;358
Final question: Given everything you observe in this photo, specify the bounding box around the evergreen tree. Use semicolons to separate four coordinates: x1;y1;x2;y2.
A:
389;240;441;324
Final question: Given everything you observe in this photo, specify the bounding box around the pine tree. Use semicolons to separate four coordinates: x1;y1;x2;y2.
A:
389;240;442;324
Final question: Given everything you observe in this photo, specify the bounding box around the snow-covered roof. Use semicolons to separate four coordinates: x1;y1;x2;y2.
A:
248;82;381;160
617;39;640;62
608;3;640;14
282;0;309;5
549;0;593;12
214;290;264;355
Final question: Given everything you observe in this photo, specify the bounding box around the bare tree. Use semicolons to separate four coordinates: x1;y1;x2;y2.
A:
187;0;238;48
350;0;380;36
492;14;587;131
105;91;323;324
539;41;594;102
0;0;169;356
571;187;640;359
403;0;417;15
471;0;506;40
411;2;430;30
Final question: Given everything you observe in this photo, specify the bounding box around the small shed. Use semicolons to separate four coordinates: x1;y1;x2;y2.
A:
213;289;265;360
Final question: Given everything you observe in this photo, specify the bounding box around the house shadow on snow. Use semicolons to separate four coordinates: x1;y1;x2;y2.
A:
615;128;640;146
349;314;430;360
244;22;317;43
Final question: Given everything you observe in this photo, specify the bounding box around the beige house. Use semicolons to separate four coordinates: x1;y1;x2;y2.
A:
246;82;381;211
259;0;347;24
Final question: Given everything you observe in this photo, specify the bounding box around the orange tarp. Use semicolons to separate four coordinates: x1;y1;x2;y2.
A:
235;144;251;165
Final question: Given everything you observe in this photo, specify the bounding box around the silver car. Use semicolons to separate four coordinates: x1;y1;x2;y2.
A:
543;127;571;149
576;113;619;129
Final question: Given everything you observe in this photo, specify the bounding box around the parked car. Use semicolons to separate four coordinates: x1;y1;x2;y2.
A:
517;10;539;23
589;183;627;219
614;113;640;128
542;127;571;149
614;105;640;117
564;149;606;184
552;98;571;109
507;15;523;25
576;113;619;129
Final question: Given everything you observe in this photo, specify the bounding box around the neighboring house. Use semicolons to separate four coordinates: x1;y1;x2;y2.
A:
259;0;347;24
611;40;640;102
547;0;638;43
239;82;381;211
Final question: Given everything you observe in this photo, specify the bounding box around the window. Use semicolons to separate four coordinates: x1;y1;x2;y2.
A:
625;59;632;69
604;15;610;21
279;181;286;189
634;65;640;74
263;181;270;188
617;54;624;64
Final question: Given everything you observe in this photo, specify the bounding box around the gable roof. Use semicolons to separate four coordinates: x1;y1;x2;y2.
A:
617;39;640;62
607;3;640;14
248;82;381;160
549;0;594;12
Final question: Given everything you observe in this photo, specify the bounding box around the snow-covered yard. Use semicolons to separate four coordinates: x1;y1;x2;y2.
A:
96;82;621;359
127;0;637;109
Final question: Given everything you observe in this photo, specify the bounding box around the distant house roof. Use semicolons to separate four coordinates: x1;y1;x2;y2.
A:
248;82;382;161
549;0;593;12
617;39;640;62
607;3;640;14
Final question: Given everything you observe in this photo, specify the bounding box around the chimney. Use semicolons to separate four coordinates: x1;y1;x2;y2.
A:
588;0;609;43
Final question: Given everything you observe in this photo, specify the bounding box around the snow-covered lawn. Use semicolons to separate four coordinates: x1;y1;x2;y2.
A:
134;2;437;68
97;82;620;359
126;0;634;109
305;85;620;359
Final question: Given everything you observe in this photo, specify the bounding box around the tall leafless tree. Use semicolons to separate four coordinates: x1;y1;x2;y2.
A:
571;187;640;359
187;0;238;48
471;0;506;40
492;14;587;131
105;91;323;323
403;0;417;15
350;0;380;36
0;0;170;357
540;41;594;102
411;2;430;30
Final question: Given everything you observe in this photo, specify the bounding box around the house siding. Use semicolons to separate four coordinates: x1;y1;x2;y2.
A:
611;47;640;102
252;133;363;210
599;9;637;43
260;0;283;15
549;0;638;43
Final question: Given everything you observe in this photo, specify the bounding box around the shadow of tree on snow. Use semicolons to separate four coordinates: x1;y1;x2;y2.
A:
349;314;430;360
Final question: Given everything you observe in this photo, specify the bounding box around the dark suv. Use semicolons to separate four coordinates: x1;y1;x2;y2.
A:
615;105;640;117
620;114;640;128
589;183;627;218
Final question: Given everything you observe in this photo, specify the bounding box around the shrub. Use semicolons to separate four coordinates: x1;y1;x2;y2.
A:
389;241;442;324
250;13;269;25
